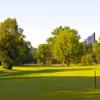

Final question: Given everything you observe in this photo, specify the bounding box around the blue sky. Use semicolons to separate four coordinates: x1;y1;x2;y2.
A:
0;0;100;47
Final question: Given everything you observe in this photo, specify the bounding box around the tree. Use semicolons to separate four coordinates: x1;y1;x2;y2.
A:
81;53;94;65
93;42;100;64
32;48;38;64
81;41;98;65
0;18;26;69
47;26;80;66
21;41;34;64
38;44;52;64
72;42;84;64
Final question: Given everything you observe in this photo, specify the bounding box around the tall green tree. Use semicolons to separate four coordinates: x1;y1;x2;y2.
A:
0;18;26;69
47;26;80;66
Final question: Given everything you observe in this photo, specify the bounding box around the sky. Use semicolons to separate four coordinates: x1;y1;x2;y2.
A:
0;0;100;47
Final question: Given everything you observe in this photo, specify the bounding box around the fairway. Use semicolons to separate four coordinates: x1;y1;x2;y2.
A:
0;65;100;100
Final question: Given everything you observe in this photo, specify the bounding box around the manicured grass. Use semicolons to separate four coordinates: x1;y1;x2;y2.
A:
0;64;100;100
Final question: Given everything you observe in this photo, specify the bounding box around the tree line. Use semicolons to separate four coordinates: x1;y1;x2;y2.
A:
0;18;100;69
34;27;100;66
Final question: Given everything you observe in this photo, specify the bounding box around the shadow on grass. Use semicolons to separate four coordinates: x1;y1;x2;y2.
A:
0;76;98;89
16;64;97;68
0;67;94;78
0;76;100;100
0;69;66;77
17;64;74;67
17;64;53;67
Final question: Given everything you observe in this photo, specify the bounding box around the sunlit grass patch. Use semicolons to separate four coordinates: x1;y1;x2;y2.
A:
11;65;100;77
0;64;100;78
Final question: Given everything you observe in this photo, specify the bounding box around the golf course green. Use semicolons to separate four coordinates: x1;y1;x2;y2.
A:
0;64;100;100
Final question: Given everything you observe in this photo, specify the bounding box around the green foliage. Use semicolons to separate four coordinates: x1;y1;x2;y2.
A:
18;41;34;64
80;41;99;65
93;42;100;63
72;42;84;64
47;26;80;66
32;48;38;64
0;18;100;67
38;44;52;64
0;18;32;69
81;53;94;65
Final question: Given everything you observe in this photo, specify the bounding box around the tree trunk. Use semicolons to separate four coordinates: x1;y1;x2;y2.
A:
66;59;70;67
